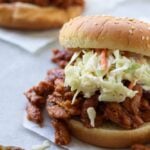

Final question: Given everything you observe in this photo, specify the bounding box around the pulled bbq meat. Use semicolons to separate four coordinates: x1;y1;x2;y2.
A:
104;103;133;129
52;49;73;68
25;49;150;145
51;119;71;145
46;73;81;119
25;81;54;107
25;79;54;124
81;95;104;128
0;0;84;8
26;102;43;124
132;144;150;150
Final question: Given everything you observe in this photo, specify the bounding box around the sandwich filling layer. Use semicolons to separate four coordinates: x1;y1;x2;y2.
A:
25;49;150;145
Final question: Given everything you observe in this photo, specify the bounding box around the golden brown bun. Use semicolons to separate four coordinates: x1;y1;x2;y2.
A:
0;2;84;30
59;16;150;57
67;119;150;148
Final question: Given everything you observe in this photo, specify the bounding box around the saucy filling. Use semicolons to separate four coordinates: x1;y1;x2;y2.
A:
25;49;150;146
0;0;84;8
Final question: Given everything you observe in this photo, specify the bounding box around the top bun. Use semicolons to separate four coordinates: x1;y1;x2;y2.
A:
59;16;150;57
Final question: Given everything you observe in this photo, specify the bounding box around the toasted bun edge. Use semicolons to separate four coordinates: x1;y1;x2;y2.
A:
66;119;150;148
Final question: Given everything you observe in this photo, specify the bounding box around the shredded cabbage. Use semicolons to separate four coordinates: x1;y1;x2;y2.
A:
87;107;96;127
135;64;150;90
65;50;150;102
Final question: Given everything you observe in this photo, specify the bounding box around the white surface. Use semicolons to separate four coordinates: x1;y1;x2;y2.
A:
0;29;58;53
0;0;150;149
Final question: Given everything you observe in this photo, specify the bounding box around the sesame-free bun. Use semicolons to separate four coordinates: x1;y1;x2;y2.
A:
59;16;150;57
0;2;84;30
67;119;150;148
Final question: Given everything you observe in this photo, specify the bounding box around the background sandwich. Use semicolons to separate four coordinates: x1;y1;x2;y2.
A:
0;0;84;30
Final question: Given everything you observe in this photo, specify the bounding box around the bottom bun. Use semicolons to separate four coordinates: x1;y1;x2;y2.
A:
66;119;150;148
0;2;83;30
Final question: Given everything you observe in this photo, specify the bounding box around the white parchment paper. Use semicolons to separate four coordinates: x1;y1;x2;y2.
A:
0;29;58;53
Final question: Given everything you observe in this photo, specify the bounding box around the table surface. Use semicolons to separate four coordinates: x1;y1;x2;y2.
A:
0;0;150;149
0;40;57;149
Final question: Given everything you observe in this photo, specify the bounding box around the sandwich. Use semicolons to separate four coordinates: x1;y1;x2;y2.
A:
25;16;150;148
0;0;84;30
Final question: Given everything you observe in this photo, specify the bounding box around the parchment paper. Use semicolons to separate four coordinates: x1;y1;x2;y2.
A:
0;29;58;53
23;112;115;150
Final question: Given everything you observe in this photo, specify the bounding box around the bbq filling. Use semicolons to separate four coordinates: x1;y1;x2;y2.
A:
0;0;84;8
25;49;150;145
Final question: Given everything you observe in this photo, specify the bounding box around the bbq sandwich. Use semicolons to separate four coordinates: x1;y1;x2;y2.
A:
0;0;84;30
25;16;150;148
